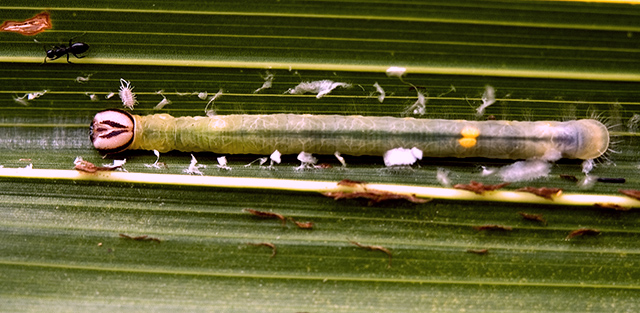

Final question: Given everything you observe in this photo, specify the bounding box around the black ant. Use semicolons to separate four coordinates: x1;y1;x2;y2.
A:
43;37;89;63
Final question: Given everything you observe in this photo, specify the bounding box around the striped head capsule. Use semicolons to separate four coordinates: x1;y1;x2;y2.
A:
90;109;135;154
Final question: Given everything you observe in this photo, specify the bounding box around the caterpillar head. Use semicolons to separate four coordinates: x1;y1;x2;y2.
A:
90;109;135;154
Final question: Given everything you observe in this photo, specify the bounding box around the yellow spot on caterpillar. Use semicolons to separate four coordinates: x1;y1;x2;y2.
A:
461;126;480;139
459;138;477;148
459;126;480;148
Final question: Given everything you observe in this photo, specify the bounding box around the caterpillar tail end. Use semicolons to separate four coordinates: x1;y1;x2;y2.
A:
90;109;135;154
572;119;610;160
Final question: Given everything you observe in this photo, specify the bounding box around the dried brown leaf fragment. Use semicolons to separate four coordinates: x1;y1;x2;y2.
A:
565;228;600;240
289;218;314;229
516;187;562;200
119;233;161;243
453;181;510;195
349;240;392;268
74;158;124;173
247;242;277;258
594;203;631;211
619;189;640;201
323;190;430;205
559;174;578;182
518;212;547;225
243;209;286;226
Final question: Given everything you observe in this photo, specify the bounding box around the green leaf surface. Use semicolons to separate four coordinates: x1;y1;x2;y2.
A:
1;1;640;312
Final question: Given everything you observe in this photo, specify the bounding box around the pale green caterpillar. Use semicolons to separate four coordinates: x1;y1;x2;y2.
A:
90;109;609;160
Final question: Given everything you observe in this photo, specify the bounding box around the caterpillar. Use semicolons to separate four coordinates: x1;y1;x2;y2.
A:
90;109;609;160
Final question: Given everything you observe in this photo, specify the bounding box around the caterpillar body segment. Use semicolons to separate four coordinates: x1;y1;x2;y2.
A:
91;109;609;160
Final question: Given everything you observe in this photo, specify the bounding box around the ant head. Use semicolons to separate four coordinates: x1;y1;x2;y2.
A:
44;46;56;58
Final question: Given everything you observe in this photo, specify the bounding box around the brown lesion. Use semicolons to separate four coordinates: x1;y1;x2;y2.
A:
247;242;277;258
594;203;631;211
119;233;161;243
516;187;562;200
559;174;578;182
74;158;124;173
349;240;393;268
565;228;600;240
619;189;640;201
453;181;510;195
90;109;135;154
289;218;314;229
324;178;430;205
323;190;430;205
518;212;547;225
243;209;287;226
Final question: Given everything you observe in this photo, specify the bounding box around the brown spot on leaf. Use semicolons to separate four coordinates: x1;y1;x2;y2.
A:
349;240;392;268
247;242;277;258
74;159;123;173
119;233;161;243
289;218;314;229
594;203;631;211
243;209;286;226
516;187;562;200
323;190;430;205
565;228;600;240
518;212;547;225
619;189;640;201
453;181;510;195
559;174;578;182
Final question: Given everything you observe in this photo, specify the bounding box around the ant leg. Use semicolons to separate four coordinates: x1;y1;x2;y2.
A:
42;45;51;64
73;53;86;59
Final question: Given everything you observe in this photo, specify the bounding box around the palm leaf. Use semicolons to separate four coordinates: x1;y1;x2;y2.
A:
1;1;640;312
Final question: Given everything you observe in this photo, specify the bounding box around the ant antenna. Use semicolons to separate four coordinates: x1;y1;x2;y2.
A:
70;32;87;41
